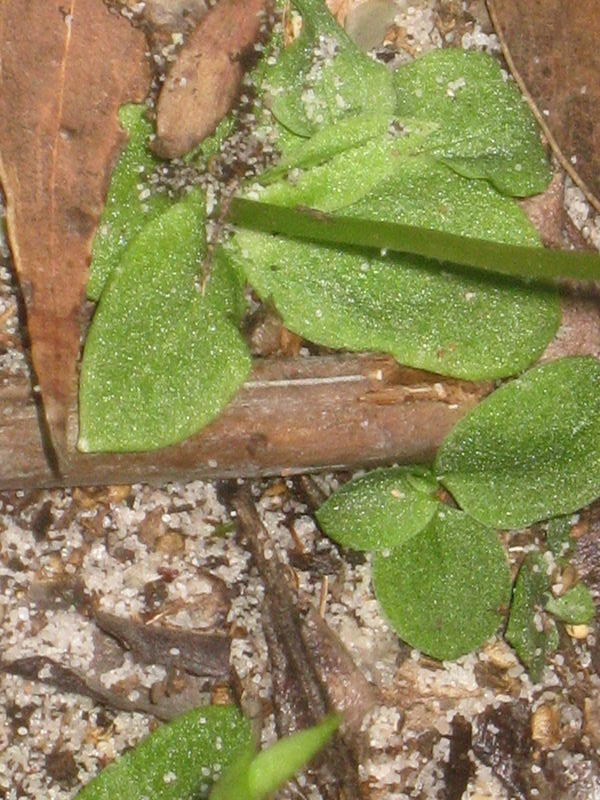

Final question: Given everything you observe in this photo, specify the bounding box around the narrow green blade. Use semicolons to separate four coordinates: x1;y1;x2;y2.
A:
229;198;600;282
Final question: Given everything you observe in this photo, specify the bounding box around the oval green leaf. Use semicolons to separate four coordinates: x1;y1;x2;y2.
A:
372;507;511;660
232;191;558;381
79;189;251;452
74;705;252;800
316;467;439;552
436;356;600;529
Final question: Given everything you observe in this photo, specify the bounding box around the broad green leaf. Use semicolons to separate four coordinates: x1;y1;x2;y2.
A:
436;357;600;529
394;48;551;196
316;467;439;552
88;104;171;301
263;0;395;137
209;715;340;800
74;705;252;800
505;553;559;682
373;507;511;660
347;156;542;245
78;189;251;452
232;174;558;380
545;583;596;625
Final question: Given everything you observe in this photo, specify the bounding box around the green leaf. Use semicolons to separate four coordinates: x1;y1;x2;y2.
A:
505;553;559;682
231;212;557;381
209;714;340;800
316;467;439;552
88;104;171;302
545;583;596;625
394;48;551;196
78;189;251;452
208;741;255;800
257;112;394;184
372;507;511;661
436;357;600;529
229;197;600;283
74;706;252;800
263;0;395;137
247;714;340;798
545;515;575;558
249;133;403;212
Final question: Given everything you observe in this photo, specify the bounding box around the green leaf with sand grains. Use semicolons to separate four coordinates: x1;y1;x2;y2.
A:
316;467;439;552
436;357;600;529
87;104;170;302
74;705;251;800
393;48;552;196
372;507;511;660
78;189;251;453
505;553;559;682
545;583;596;625
231;164;558;380
263;0;395;138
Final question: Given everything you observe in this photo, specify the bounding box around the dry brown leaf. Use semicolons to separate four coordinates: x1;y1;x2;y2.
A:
487;0;600;213
0;0;150;465
154;0;270;158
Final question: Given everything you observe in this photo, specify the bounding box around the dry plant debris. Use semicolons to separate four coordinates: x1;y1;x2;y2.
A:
0;0;150;462
488;0;600;213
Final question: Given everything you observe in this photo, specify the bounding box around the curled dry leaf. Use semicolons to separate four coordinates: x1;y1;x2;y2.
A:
92;608;231;677
154;0;270;158
488;0;600;212
0;0;150;464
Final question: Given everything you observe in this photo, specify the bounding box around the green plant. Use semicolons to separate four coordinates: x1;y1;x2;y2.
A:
79;0;598;675
318;358;597;671
74;706;339;800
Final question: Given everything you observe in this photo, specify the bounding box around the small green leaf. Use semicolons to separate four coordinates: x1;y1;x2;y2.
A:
208;741;255;800
545;583;596;625
372;507;511;661
88;104;171;301
394;48;551;196
209;714;340;800
74;706;252;800
79;189;251;452
247;714;340;798
316;467;439;552
264;0;395;137
505;553;559;682
545;515;575;558
436;357;600;529
249;131;407;212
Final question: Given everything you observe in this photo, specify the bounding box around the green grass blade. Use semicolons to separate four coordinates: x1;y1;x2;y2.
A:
229;198;600;282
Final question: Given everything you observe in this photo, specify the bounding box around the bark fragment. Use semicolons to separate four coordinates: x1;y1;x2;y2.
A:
154;0;271;158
